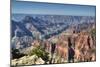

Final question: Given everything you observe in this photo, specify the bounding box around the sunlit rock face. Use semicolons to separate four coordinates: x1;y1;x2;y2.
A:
47;31;96;63
74;32;96;62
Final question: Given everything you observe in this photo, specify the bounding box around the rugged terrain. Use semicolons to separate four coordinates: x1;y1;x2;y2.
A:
11;14;96;66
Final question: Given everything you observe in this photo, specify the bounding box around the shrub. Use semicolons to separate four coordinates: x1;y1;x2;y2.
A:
29;46;49;63
91;28;96;37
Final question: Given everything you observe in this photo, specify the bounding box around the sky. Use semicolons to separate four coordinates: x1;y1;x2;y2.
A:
12;0;96;16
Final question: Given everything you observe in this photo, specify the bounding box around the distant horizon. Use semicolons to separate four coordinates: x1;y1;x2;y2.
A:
12;13;96;17
12;0;96;16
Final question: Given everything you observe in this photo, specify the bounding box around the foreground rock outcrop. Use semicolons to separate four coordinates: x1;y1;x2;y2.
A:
11;55;45;66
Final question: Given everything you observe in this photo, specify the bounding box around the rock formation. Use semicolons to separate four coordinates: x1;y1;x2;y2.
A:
11;55;45;66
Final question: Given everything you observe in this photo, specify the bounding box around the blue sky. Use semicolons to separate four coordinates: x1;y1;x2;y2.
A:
12;0;96;16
